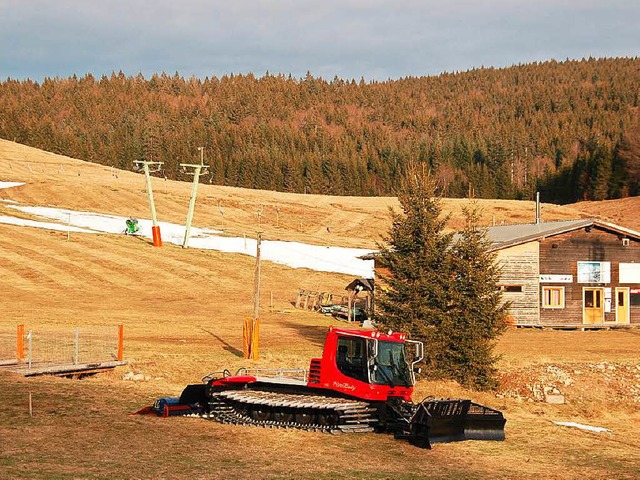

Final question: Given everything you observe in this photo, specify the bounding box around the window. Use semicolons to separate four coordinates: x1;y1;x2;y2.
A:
372;341;412;387
500;285;523;293
584;289;602;308
542;286;565;309
577;262;611;283
336;336;368;382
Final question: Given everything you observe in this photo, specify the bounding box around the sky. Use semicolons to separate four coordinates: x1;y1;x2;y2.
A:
1;1;638;82
0;182;375;277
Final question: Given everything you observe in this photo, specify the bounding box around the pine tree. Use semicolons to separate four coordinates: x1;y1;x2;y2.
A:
376;165;507;390
375;164;454;378
446;205;508;390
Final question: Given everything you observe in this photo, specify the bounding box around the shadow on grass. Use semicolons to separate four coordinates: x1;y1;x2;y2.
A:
281;320;332;348
200;329;244;358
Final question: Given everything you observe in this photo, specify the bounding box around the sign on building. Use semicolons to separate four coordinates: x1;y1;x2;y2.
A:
539;274;573;283
619;263;640;284
577;262;611;284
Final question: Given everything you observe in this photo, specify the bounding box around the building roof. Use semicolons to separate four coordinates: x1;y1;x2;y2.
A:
345;278;374;292
360;218;640;260
484;218;640;251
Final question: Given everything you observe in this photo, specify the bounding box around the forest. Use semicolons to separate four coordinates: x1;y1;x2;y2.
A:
1;57;639;203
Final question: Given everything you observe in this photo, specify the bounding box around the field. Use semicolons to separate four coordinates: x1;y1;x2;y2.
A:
1;139;639;479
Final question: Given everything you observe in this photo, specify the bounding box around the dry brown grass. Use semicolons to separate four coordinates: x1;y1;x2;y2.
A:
1;140;640;479
0;139;588;249
571;197;640;232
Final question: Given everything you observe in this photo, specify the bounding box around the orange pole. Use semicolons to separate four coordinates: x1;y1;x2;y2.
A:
251;319;260;360
117;325;124;361
152;225;163;247
16;324;24;362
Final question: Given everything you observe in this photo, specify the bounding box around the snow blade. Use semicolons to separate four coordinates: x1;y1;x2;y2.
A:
403;399;506;448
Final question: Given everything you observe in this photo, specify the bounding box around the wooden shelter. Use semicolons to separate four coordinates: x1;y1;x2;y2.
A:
344;278;374;322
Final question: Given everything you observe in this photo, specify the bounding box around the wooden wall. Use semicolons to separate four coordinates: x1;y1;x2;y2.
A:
495;242;540;325
538;226;640;325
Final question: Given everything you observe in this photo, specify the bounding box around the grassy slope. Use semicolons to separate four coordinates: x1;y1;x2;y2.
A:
0;139;639;479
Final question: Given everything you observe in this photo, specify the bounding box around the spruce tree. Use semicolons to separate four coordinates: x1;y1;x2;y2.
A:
375;164;453;378
376;166;507;390
446;204;508;390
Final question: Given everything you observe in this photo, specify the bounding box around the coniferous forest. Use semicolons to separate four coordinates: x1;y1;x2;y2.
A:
1;57;639;203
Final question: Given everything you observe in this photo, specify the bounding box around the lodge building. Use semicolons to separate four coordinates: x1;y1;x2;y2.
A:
488;219;640;327
368;218;640;327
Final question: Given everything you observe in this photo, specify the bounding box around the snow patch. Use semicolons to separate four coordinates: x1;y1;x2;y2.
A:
554;422;611;433
0;215;96;233
2;204;374;277
0;181;25;189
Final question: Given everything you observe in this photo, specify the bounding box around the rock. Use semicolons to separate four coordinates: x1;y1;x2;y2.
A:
122;371;148;381
545;394;565;404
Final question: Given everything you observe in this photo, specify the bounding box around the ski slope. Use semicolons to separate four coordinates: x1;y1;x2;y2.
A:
0;181;374;277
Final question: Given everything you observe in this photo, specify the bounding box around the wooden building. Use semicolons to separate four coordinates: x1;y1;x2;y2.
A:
368;219;640;327
487;219;640;327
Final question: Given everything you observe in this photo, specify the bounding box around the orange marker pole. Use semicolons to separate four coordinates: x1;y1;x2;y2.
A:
151;225;163;247
117;325;124;361
139;161;163;247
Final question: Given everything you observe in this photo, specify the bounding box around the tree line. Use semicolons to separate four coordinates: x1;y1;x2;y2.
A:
1;57;639;202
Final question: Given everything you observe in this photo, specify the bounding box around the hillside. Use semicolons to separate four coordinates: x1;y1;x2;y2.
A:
2;57;639;202
1;141;639;479
0;139;592;250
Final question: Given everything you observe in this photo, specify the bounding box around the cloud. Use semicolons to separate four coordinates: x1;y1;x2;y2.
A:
1;0;638;81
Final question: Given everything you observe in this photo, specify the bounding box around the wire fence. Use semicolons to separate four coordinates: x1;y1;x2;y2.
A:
0;325;122;367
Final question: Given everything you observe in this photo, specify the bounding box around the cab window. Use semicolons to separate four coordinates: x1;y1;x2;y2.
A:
336;336;368;382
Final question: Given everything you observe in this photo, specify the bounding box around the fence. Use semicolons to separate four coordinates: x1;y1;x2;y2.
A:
294;289;369;323
1;324;124;368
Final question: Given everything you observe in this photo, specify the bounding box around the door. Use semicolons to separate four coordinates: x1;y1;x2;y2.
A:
615;287;630;324
583;288;604;324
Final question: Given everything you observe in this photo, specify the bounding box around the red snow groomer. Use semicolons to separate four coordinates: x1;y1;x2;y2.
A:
146;327;506;448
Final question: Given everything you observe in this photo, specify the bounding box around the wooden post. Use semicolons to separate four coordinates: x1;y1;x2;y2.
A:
182;147;208;249
251;233;262;360
17;324;24;362
28;392;32;417
253;232;262;321
295;290;304;309
182;165;202;248
117;325;124;361
244;233;262;360
134;161;164;247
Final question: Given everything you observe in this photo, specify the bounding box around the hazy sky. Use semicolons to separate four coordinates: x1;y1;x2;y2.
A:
1;0;638;81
